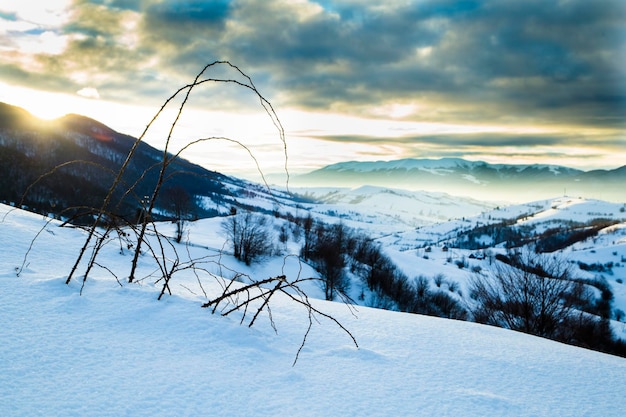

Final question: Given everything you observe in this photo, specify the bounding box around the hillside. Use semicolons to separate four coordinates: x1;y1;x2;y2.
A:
0;102;276;222
290;158;626;203
371;196;626;343
2;203;626;417
1;103;507;232
288;185;498;235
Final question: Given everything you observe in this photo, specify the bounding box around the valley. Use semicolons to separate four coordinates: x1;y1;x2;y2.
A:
2;101;625;356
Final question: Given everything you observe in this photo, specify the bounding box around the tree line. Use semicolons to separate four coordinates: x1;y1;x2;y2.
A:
222;209;467;318
221;209;626;357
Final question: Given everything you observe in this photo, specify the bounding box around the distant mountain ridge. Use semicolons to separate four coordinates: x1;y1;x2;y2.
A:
323;158;581;174
292;158;625;203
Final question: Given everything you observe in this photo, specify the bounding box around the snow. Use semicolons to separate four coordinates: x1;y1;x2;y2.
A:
2;203;626;416
516;197;625;225
291;186;496;234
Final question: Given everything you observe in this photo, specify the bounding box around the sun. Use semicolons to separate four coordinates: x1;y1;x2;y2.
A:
0;81;160;143
0;83;80;120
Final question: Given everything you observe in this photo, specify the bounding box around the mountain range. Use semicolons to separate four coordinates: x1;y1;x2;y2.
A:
289;158;626;203
1;101;623;225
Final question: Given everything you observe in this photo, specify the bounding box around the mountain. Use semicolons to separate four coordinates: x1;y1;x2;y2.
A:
0;102;515;237
0;102;511;230
0;102;293;223
290;158;626;203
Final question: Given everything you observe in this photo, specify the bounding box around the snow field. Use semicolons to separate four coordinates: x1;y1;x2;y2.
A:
2;203;626;416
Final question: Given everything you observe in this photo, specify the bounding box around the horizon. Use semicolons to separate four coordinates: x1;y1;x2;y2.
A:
0;1;624;178
2;99;625;193
3;99;626;178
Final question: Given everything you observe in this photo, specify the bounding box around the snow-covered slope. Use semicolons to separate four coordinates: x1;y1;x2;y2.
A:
374;197;626;333
2;203;626;417
379;196;626;249
290;185;498;235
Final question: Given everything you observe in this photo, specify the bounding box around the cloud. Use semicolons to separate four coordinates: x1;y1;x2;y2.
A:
304;132;573;147
76;86;100;98
201;0;623;128
302;130;626;163
1;0;624;128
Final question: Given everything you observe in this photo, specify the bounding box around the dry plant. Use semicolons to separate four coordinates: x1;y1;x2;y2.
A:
10;61;357;364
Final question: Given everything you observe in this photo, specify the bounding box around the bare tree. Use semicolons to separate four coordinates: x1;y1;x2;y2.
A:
163;186;192;243
313;222;350;301
221;210;272;265
301;213;314;260
470;247;595;340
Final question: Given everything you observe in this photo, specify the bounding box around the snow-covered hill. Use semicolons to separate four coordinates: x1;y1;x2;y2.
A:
374;196;626;334
379;196;626;250
2;202;626;416
289;185;498;235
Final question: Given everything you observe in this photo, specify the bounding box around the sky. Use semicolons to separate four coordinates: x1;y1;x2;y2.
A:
0;0;625;180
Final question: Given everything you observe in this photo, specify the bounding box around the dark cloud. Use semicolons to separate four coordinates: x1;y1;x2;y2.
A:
2;0;625;127
147;0;231;24
109;0;144;11
299;130;625;166
141;0;231;45
426;0;626;124
188;0;622;128
303;131;625;153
